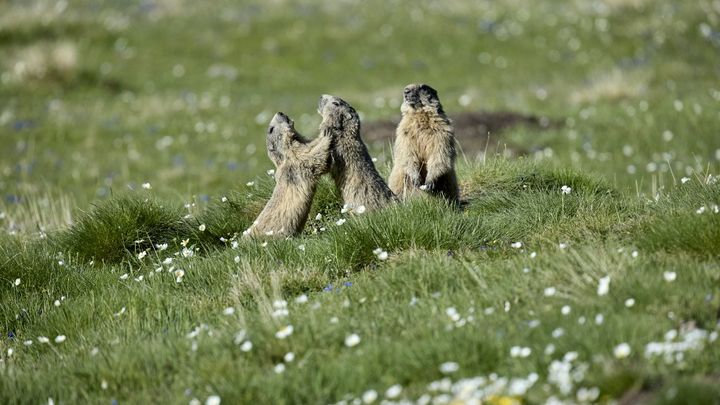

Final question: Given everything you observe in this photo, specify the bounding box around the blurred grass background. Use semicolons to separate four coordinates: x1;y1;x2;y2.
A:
2;0;719;233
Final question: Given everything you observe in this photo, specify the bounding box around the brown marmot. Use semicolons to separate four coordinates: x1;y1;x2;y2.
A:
388;83;459;205
318;94;396;212
243;112;331;238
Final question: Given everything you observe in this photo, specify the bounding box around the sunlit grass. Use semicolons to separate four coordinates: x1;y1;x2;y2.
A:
1;0;719;403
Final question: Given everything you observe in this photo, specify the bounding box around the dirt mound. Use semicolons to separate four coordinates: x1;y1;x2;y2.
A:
363;111;554;156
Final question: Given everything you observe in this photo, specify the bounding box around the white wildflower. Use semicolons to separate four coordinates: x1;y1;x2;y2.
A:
198;224;206;232
613;343;631;359
205;395;221;405
344;333;361;347
222;307;235;315
362;389;378;404
240;340;253;352
55;335;66;343
544;287;557;297
273;363;285;374
142;182;151;189
681;177;690;184
283;352;295;363
275;325;294;339
511;241;523;249
595;314;604;325
336;218;346;226
577;387;600;402
545;344;556;355
663;271;677;282
439;361;459;374
597;276;610;296
385;384;402;399
510;346;532;358
446;307;460;322
561;185;572;194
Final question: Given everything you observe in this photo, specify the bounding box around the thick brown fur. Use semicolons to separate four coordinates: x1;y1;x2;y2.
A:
389;83;459;205
243;112;331;239
318;94;395;211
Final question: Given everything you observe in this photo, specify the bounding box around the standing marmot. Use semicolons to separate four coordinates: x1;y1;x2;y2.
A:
318;94;396;212
389;83;459;205
243;112;331;238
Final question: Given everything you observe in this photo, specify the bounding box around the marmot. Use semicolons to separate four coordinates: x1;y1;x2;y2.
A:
389;83;459;205
318;94;396;212
243;112;331;238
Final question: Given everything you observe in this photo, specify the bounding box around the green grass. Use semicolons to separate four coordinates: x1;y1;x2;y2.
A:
1;0;720;404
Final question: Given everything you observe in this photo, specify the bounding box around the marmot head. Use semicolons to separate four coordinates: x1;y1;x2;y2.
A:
267;112;304;166
401;83;445;116
318;94;360;133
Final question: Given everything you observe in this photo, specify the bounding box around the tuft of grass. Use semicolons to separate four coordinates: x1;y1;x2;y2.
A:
57;194;195;264
633;180;720;256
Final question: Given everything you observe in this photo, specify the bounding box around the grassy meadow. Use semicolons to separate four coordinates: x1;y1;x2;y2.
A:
1;0;720;403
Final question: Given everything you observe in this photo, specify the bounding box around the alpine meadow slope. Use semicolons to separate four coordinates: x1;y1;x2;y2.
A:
1;0;720;404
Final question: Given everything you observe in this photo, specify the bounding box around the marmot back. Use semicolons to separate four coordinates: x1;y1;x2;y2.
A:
244;112;331;239
318;94;395;212
389;84;459;205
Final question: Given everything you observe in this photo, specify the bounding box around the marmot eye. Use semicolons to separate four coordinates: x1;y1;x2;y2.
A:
332;101;339;106
269;126;275;134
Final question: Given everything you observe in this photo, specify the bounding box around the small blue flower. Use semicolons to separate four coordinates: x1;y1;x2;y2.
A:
343;281;353;288
323;284;333;292
7;331;16;340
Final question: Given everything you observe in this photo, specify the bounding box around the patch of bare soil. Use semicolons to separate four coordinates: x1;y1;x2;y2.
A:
363;111;555;157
